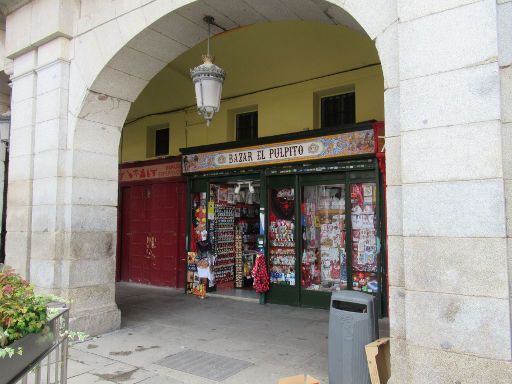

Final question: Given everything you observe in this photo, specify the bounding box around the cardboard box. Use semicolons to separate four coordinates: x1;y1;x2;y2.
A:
365;337;391;384
278;374;320;384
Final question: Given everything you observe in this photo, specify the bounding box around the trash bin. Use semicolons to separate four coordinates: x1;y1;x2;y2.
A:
328;290;378;384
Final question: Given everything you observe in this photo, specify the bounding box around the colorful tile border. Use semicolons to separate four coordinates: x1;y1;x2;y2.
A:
182;129;375;174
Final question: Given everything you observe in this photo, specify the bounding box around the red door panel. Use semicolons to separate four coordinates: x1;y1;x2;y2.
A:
129;186;151;284
119;180;186;288
150;183;179;287
120;188;131;281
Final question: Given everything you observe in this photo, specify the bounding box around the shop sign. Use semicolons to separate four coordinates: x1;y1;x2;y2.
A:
120;161;182;182
182;129;375;173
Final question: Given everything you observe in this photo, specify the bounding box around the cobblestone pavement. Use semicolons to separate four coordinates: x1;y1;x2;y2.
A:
68;283;389;383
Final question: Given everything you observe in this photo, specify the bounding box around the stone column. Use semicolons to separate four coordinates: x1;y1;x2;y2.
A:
498;0;512;348
28;38;72;296
38;38;123;334
63;90;128;334
5;50;37;277
5;36;122;334
396;1;512;382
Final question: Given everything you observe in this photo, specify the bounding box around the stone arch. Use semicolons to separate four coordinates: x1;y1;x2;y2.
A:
67;0;399;348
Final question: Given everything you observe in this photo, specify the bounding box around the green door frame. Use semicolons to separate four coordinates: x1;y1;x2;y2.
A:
265;174;300;306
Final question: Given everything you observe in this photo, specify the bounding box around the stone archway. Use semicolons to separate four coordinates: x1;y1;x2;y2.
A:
5;1;511;383
65;0;400;336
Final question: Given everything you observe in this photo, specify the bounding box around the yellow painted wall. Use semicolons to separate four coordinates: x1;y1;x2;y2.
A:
120;21;384;163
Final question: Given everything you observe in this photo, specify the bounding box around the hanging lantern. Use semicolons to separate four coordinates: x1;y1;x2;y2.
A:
190;16;225;127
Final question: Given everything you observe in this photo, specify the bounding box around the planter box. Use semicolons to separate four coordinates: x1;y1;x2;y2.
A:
0;317;57;384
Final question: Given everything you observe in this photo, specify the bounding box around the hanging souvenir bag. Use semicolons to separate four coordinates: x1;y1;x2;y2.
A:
252;252;270;293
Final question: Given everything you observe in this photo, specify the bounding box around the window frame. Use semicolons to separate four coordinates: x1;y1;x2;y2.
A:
146;123;170;158
234;109;258;142
319;91;356;129
313;85;356;130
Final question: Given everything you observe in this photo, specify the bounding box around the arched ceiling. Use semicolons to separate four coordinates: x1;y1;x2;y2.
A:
127;20;378;120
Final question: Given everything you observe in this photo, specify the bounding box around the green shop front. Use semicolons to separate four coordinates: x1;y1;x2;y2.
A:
182;122;387;315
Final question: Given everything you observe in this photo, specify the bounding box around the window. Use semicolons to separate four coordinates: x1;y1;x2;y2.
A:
146;124;169;158
236;111;258;141
320;92;355;128
154;127;169;156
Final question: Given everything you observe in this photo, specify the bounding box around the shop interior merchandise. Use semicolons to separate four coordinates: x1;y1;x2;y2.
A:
301;184;347;292
350;182;379;293
189;181;260;294
268;187;296;285
300;182;379;293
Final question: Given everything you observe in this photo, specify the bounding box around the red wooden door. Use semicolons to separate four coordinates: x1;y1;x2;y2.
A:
119;181;186;287
124;185;152;284
150;183;179;286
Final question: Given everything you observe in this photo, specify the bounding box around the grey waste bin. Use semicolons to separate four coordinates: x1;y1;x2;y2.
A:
328;290;378;384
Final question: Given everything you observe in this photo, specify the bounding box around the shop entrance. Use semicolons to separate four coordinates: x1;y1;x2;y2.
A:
189;175;262;300
184;124;386;314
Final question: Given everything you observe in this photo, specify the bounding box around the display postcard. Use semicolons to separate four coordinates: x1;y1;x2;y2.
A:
351;214;362;229
187;252;197;263
187;263;198;272
361;215;374;229
218;186;228;202
363;203;374;214
227;188;235;204
363;184;373;197
320;237;333;247
209;185;218;201
207;201;215;220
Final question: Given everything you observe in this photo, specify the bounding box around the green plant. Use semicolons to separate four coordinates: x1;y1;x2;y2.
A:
0;264;87;359
0;265;48;346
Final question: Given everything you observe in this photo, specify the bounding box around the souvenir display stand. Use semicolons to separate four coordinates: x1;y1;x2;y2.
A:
187;177;262;295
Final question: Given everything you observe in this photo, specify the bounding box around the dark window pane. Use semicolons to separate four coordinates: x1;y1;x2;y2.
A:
236;111;258;141
155;128;169;156
321;92;355;128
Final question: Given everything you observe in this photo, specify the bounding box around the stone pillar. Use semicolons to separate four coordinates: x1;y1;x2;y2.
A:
29;41;71;297
498;0;512;346
395;1;512;382
4;37;122;335
3;0;121;336
63;90;128;334
37;39;122;335
5;50;37;277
